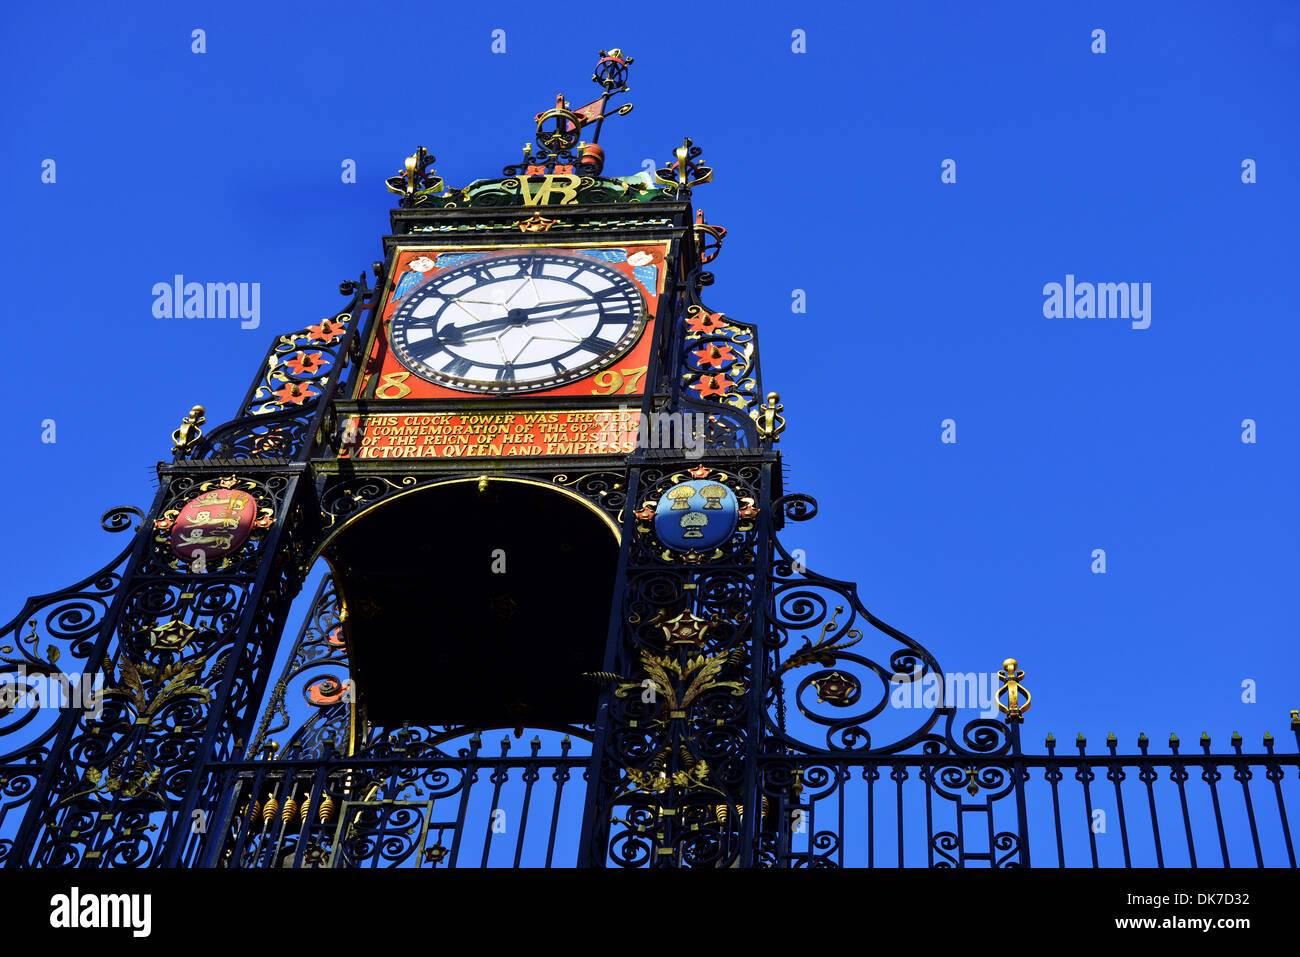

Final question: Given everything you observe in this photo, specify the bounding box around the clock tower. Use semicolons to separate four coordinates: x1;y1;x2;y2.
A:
3;49;950;869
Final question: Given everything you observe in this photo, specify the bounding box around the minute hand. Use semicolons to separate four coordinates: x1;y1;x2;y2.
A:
440;307;591;344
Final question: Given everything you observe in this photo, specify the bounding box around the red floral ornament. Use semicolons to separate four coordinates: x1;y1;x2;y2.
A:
661;611;711;647
690;373;733;398
691;343;736;368
305;320;344;344
273;382;316;406
813;671;859;707
685;310;726;335
284;351;324;376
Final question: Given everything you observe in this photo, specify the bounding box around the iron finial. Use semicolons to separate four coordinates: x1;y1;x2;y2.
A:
171;405;206;457
505;48;634;177
996;658;1031;723
752;392;786;443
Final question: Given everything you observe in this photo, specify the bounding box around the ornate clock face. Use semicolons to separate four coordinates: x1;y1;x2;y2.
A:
387;250;648;393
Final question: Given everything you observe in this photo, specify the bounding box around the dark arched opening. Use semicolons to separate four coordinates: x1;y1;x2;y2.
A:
322;478;619;729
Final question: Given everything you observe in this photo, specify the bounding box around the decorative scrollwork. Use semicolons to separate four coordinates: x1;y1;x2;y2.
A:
187;287;366;463
501;49;635;179
249;575;350;760
0;507;145;772
764;492;946;755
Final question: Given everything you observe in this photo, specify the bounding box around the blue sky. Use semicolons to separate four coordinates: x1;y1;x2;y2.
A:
1;0;1297;758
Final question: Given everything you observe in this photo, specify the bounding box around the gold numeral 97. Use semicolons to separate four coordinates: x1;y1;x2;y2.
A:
590;365;647;396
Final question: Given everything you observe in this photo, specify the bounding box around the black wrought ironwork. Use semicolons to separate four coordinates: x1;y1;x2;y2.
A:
2;50;1294;870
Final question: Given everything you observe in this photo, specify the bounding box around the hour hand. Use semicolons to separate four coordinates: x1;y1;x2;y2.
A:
439;316;512;344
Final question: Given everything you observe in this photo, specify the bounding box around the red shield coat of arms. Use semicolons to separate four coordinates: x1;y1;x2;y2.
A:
167;489;258;561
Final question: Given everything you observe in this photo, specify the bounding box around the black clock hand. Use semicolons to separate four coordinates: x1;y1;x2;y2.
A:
438;315;514;345
441;304;597;344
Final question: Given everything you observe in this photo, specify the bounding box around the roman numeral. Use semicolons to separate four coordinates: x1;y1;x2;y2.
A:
439;356;474;377
405;337;446;361
582;336;618;354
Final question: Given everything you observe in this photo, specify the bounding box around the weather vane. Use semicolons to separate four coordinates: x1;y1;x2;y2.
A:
503;48;635;177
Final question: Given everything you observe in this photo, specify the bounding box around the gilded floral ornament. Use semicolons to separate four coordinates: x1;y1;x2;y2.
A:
102;652;212;720
143;619;201;654
680;305;758;413
775;606;863;679
244;312;351;415
614;648;745;718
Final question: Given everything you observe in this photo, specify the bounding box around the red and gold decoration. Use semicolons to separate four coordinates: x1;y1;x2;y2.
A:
659;610;715;648
306;676;351;707
513;212;561;233
504;49;635;179
153;476;275;570
811;671;860;707
681;304;759;413
692;209;726;265
355;242;668;403
241;312;354;415
338;408;642;460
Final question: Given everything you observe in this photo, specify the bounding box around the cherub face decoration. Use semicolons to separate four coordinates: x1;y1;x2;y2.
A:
391;255;439;302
